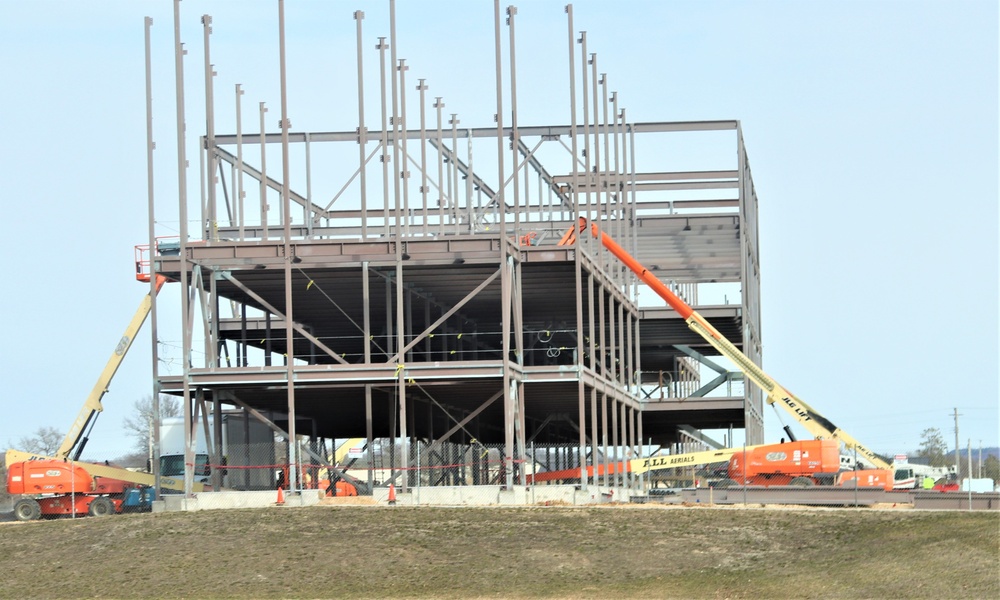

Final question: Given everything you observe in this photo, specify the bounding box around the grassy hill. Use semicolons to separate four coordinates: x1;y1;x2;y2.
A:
1;504;997;599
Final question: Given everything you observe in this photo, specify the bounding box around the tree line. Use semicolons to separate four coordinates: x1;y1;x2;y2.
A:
5;395;180;466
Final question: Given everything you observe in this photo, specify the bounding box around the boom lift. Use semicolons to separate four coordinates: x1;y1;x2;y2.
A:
556;218;893;487
58;274;167;462
5;274;204;522
530;438;892;490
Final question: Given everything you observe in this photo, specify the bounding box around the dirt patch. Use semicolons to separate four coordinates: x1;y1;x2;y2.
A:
317;496;377;506
870;501;913;510
536;499;572;506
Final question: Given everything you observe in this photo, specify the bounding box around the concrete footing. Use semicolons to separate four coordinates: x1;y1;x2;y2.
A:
371;484;630;506
149;485;642;512
156;489;325;513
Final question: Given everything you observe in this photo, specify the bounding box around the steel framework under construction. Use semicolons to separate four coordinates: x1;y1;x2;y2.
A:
142;1;763;498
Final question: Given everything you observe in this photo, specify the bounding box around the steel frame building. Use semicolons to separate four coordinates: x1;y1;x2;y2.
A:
145;2;763;496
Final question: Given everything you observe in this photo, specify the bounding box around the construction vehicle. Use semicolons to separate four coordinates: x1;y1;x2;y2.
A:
7;459;155;519
557;219;894;488
529;438;893;490
639;439;892;489
722;439;891;489
315;438;364;496
5;272;205;521
890;461;955;490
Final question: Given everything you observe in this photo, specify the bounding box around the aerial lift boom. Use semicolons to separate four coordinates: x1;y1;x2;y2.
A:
562;218;891;471
56;274;167;461
5;273;208;520
528;439;895;489
528;444;766;483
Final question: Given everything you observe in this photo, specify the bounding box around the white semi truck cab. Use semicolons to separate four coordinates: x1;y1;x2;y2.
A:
158;412;276;491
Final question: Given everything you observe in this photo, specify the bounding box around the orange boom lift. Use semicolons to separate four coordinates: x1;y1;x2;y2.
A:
541;219;893;489
6;272;204;521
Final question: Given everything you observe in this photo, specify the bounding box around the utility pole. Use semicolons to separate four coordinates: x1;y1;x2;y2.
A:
967;439;973;480
953;408;961;478
978;440;983;478
967;439;973;510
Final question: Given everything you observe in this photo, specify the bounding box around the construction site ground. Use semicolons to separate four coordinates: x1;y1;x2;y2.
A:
0;504;997;599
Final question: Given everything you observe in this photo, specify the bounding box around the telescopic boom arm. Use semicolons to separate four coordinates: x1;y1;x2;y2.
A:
564;218;890;470
56;275;168;461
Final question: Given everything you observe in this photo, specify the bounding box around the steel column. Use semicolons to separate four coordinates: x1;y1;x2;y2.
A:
508;5;520;240
378;37;390;238
418;78;428;236
355;11;368;240
172;0;195;496
143;15;163;499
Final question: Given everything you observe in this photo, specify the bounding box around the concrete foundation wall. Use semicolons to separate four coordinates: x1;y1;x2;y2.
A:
150;485;633;513
372;485;625;506
155;489;324;512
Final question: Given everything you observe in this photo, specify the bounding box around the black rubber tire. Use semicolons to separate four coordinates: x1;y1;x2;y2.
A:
88;496;115;517
13;498;42;522
789;477;816;487
712;479;739;489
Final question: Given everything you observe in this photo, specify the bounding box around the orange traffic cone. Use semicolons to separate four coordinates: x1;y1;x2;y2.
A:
276;486;285;506
388;483;396;505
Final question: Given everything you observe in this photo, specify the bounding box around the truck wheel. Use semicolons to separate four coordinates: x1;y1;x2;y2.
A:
713;479;738;489
789;477;815;487
88;497;115;517
13;498;42;522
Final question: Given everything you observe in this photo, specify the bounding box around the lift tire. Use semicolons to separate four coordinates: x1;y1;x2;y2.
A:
789;477;815;487
712;479;739;489
88;497;116;517
13;498;42;522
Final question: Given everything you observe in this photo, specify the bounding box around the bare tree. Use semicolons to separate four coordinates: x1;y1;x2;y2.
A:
0;463;8;505
917;427;949;467
122;395;181;452
14;426;63;456
984;455;1000;485
3;427;61;506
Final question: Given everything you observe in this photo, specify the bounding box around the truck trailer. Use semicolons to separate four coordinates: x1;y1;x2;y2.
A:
158;412;276;491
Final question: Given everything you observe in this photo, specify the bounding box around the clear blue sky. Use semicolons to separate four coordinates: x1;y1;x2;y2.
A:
1;1;996;460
